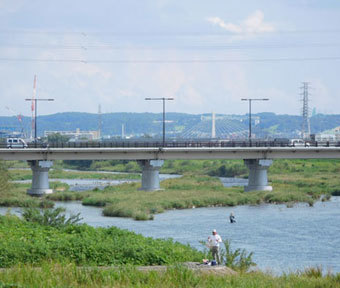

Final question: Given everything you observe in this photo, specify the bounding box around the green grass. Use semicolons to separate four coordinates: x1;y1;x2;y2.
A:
0;183;54;208
8;169;140;181
4;159;340;219
45;172;336;220
0;214;204;268
0;262;339;288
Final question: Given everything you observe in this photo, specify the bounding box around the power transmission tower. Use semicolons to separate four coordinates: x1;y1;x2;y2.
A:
300;82;311;139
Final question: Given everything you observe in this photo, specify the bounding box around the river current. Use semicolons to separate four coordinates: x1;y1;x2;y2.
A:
3;172;340;274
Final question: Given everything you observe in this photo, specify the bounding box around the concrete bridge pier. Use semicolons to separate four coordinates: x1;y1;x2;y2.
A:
244;159;273;192
138;160;164;191
27;160;53;196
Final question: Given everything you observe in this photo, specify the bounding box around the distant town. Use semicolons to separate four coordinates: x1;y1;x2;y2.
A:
1;111;340;143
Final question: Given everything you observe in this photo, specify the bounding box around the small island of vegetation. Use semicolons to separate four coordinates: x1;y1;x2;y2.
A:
2;159;340;220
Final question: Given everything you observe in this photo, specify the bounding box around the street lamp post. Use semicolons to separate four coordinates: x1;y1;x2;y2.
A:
241;98;269;143
25;98;54;143
145;97;174;147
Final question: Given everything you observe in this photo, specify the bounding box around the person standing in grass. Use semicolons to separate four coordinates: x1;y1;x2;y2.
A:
208;229;222;265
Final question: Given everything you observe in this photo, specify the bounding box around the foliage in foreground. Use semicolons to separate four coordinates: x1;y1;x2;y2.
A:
222;240;256;271
0;213;203;268
0;262;340;288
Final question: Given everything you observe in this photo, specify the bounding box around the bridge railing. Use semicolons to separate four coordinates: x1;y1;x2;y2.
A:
2;140;340;149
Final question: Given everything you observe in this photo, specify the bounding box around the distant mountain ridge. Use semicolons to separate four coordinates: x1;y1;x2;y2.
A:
1;112;340;139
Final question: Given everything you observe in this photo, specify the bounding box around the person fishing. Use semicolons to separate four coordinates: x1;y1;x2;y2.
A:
207;229;222;265
229;212;236;223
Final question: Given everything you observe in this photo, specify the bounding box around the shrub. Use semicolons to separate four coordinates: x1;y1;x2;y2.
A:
22;207;82;228
222;239;256;271
201;239;256;272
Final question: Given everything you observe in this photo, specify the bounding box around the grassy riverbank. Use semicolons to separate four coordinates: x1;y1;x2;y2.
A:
47;169;337;220
0;182;55;208
1;262;339;288
0;213;203;268
1;210;339;287
3;160;340;219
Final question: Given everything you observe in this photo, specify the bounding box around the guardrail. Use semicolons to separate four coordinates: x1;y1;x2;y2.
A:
2;140;340;149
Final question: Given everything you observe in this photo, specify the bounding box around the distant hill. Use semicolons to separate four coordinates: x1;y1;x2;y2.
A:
1;112;340;139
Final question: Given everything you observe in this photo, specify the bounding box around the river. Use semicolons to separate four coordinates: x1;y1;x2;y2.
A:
5;170;340;274
2;197;340;274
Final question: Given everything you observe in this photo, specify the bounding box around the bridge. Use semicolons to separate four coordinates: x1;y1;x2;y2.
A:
1;141;340;196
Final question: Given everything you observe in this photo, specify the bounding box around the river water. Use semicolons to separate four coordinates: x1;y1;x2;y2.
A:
2;197;340;274
5;170;340;274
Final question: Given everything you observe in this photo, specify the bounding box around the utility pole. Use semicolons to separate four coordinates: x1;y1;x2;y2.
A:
145;97;174;147
25;98;54;143
301;82;311;139
241;98;269;143
31;75;37;140
98;104;102;140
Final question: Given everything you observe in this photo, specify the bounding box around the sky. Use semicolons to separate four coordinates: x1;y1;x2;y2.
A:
0;0;340;117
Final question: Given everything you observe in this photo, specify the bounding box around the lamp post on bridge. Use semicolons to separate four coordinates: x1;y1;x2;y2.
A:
25;98;54;143
241;98;269;143
145;97;174;147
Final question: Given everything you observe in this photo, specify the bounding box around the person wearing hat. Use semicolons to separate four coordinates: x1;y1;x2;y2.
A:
207;229;222;264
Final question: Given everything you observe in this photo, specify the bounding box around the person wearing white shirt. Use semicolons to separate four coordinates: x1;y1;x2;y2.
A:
207;229;222;264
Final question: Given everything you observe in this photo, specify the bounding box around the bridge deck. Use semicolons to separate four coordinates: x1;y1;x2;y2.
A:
1;147;340;161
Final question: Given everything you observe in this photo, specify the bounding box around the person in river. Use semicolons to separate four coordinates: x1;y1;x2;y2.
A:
207;229;222;265
229;212;236;223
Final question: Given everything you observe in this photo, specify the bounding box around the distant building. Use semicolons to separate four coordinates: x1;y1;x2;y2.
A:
44;128;100;141
0;130;24;139
315;134;337;142
315;126;340;141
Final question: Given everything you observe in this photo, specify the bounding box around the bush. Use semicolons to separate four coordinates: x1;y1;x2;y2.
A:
209;163;248;177
222;240;256;271
22;207;82;228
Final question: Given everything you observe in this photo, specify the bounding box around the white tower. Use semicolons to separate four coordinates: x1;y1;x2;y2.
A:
211;112;216;138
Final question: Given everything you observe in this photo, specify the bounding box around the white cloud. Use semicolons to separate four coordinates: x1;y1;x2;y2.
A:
207;10;275;35
206;17;242;33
